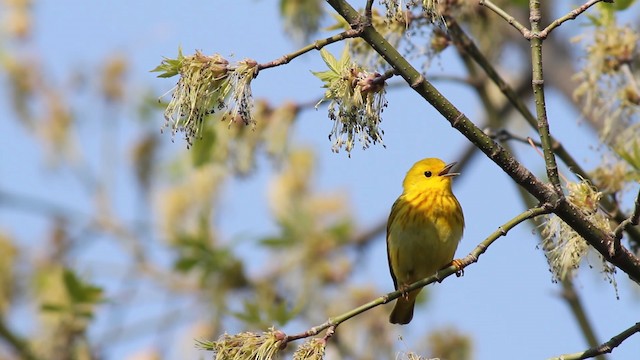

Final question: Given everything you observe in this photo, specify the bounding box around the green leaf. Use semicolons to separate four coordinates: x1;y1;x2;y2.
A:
76;309;96;319
319;48;340;74
617;141;640;171
339;44;351;70
151;47;185;78
325;13;350;31
595;3;616;26
62;268;103;304
311;69;338;84
174;256;200;272
231;300;262;324
259;236;295;248
328;220;352;244
270;301;296;325
613;0;635;11
41;303;67;313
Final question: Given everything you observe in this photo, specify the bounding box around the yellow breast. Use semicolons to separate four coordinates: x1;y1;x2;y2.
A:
387;190;464;287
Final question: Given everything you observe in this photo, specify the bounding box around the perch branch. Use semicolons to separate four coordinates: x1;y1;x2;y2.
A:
549;322;640;360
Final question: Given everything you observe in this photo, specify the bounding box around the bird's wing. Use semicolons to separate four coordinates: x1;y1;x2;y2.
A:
386;196;402;290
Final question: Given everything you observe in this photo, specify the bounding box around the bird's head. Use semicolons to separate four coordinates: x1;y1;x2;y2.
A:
402;158;460;193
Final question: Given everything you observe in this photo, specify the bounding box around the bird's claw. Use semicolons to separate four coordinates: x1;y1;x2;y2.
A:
399;284;411;300
451;259;464;277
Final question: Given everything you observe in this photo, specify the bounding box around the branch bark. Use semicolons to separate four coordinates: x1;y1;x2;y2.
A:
549;322;640;360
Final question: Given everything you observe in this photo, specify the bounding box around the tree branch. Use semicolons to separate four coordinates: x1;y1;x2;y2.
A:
540;0;613;39
364;0;374;20
479;0;531;37
257;29;361;71
549;322;640;360
613;187;640;242
529;0;563;193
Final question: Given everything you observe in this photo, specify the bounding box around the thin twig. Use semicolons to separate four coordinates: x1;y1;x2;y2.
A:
371;68;397;87
613;187;640;241
549;322;640;360
540;0;613;39
257;29;361;71
365;0;374;20
284;206;551;343
487;129;543;148
479;0;531;37
529;0;563;194
322;325;337;342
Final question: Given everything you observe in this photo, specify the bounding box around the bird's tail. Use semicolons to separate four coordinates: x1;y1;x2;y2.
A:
389;290;420;325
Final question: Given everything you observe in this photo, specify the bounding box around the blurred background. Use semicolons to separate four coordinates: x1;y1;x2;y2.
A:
1;1;639;359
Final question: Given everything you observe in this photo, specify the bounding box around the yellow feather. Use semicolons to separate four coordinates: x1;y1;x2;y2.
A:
387;158;464;325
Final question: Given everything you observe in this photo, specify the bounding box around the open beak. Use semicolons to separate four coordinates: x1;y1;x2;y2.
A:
439;162;460;177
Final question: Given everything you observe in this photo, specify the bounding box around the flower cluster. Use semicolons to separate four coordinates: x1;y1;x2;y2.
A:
312;47;387;155
152;49;258;147
382;0;442;24
197;328;286;360
293;338;326;360
541;179;615;283
573;10;640;146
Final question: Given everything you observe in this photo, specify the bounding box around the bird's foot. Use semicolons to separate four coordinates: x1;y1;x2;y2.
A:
451;259;464;277
399;284;411;300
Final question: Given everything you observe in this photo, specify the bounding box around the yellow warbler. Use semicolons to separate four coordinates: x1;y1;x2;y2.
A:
387;158;464;324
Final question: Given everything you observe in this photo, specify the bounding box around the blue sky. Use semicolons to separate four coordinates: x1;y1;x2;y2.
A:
1;1;639;359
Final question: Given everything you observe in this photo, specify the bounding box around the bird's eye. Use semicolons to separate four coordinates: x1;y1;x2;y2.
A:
424;171;432;178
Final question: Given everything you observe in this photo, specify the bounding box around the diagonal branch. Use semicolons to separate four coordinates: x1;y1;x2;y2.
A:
540;0;613;39
479;0;530;37
257;29;361;71
549;322;640;360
